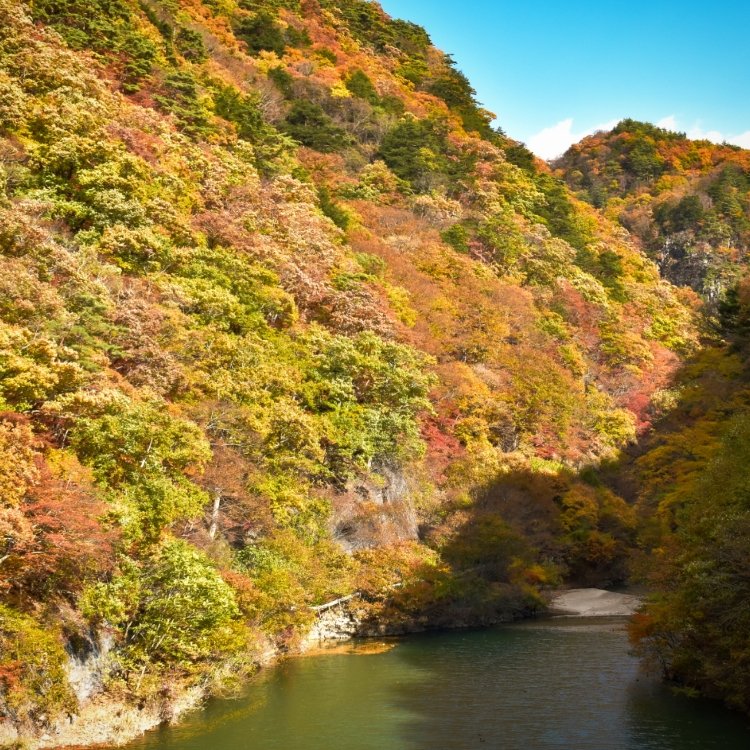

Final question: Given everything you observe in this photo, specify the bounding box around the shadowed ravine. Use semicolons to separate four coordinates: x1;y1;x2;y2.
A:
122;618;750;750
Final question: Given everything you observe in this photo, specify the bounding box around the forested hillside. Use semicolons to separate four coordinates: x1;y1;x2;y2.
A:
0;0;739;744
611;285;750;714
556;120;750;302
554;120;750;714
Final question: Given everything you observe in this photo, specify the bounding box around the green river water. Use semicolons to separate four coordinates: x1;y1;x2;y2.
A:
123;617;750;750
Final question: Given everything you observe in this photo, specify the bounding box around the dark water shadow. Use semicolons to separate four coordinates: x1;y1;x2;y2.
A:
386;620;750;750
119;621;750;750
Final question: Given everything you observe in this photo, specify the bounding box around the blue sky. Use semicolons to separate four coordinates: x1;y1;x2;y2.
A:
378;1;750;159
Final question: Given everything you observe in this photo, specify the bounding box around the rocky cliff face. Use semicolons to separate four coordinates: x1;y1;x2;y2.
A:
66;630;116;705
331;465;419;552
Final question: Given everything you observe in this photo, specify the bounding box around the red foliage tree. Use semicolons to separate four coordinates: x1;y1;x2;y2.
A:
1;460;117;603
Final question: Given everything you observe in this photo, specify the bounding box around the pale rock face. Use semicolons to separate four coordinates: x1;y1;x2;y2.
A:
0;721;19;747
330;464;419;552
66;629;116;704
657;235;732;303
304;605;362;646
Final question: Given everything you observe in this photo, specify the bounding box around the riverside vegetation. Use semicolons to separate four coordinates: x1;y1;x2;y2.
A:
0;0;748;744
556;121;750;714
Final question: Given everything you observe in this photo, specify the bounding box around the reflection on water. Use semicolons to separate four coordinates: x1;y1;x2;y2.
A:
123;618;750;750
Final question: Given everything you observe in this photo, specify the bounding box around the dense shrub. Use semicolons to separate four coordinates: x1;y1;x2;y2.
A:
633;413;750;713
0;605;76;727
282;100;351;152
82;540;246;670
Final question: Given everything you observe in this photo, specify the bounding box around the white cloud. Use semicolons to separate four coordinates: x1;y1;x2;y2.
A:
656;115;678;130
526;118;619;160
686;125;725;142
526;118;576;161
655;116;750;150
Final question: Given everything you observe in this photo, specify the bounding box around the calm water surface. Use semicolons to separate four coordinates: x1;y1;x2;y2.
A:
124;618;750;750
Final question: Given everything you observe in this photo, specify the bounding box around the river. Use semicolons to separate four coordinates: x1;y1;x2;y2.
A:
123;617;750;750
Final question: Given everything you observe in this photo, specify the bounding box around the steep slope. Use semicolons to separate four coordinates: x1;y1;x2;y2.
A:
616;276;750;715
0;0;699;743
556;119;750;302
556;123;750;714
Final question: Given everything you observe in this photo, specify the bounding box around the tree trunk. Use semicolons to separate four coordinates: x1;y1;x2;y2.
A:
208;491;221;539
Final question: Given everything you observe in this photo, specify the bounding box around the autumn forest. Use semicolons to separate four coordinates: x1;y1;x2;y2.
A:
1;0;749;745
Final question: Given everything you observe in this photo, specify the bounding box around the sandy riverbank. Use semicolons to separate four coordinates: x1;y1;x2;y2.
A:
549;588;642;617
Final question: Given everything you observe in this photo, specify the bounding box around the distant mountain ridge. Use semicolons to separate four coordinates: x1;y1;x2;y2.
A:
555;119;750;302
